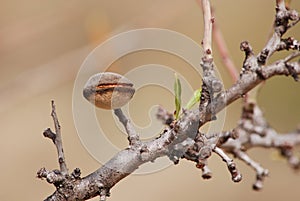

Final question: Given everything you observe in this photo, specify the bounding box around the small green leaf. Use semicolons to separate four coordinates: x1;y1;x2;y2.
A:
185;88;202;110
174;73;182;120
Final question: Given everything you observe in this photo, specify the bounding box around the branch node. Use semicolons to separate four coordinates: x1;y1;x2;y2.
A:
252;168;269;191
228;162;243;182
240;41;266;79
167;149;181;165
277;37;300;51
71;168;81;179
37;168;65;186
96;182;110;201
156;106;174;126
257;49;269;66
255;67;267;80
280;146;300;169
285;62;299;81
240;41;254;56
216;130;238;146
139;144;151;162
201;60;223;93
253;180;263;191
43;128;56;143
201;165;212;179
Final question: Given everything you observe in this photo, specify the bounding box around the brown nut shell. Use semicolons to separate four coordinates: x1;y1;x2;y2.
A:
83;72;135;109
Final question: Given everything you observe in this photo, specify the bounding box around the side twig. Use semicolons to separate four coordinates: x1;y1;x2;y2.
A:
43;100;68;175
114;108;140;146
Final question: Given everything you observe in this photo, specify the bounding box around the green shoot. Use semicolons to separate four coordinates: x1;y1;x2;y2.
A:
174;73;182;120
185;88;202;110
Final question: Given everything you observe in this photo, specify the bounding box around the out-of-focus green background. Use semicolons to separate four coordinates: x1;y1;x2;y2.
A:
0;0;299;201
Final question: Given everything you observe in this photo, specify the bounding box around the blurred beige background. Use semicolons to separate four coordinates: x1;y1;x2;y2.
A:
1;0;300;200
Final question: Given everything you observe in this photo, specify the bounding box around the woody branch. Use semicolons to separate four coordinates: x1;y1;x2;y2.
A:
37;0;300;200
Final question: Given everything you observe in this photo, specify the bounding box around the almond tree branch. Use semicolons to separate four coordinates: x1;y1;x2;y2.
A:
38;59;300;200
38;1;300;200
219;101;300;190
40;64;300;199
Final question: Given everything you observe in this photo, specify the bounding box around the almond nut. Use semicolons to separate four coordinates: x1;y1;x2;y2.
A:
83;72;135;109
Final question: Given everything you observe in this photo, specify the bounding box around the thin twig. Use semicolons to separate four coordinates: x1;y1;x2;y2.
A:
284;51;300;62
234;150;269;190
196;0;239;82
200;0;213;60
114;108;140;146
213;147;242;182
50;100;68;175
258;0;299;65
198;0;223;124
